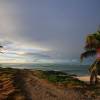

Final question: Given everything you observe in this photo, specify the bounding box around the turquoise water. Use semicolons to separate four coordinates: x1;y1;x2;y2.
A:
0;63;90;76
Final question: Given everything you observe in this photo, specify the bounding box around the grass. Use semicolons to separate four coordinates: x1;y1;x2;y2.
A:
37;70;86;88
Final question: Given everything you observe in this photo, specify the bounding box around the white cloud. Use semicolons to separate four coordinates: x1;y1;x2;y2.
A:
0;39;52;63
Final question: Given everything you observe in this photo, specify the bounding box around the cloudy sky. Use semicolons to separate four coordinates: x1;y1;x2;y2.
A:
0;0;100;63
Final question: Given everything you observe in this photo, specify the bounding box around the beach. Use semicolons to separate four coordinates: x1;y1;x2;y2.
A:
77;76;100;83
77;76;90;82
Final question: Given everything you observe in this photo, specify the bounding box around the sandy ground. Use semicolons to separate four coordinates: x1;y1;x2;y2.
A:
0;69;86;100
0;69;100;100
77;76;90;82
77;75;100;82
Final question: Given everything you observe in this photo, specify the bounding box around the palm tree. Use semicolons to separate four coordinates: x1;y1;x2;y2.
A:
80;27;100;84
81;31;100;60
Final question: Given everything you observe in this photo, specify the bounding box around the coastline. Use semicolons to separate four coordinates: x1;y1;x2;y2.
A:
77;75;100;82
76;76;90;82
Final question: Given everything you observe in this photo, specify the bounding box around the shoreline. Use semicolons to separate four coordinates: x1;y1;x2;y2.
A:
77;75;100;82
76;76;90;82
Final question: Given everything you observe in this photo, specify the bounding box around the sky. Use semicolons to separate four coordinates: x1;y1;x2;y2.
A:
0;0;100;63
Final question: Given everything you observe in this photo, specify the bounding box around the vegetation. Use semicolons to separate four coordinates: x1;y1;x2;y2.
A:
38;70;85;88
81;27;100;60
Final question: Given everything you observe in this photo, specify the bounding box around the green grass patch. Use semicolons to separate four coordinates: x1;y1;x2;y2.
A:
38;70;85;86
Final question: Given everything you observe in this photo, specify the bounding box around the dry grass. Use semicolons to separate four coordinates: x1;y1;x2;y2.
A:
0;68;100;100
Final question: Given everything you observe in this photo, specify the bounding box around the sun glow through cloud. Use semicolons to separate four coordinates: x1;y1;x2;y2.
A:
0;40;51;63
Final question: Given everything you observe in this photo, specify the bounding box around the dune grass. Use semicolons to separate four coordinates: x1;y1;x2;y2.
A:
36;70;86;88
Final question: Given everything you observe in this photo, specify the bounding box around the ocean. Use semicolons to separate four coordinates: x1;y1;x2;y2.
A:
0;63;90;76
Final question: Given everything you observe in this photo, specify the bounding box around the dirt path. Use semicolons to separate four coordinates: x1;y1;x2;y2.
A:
0;69;100;100
20;70;84;100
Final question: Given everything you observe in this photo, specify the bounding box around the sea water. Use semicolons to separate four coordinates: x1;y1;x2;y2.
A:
0;63;90;76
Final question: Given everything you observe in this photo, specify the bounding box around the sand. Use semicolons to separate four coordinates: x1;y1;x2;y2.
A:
77;76;90;82
77;75;100;82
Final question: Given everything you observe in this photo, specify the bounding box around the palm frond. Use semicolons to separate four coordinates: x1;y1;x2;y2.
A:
86;35;96;46
85;43;97;50
81;27;100;62
93;32;100;41
80;49;96;61
85;34;100;50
